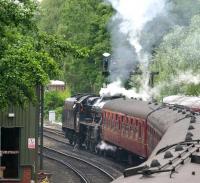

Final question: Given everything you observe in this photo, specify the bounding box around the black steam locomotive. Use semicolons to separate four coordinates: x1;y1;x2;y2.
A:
62;94;102;151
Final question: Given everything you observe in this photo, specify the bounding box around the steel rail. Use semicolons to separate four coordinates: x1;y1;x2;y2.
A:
41;152;89;183
43;145;115;181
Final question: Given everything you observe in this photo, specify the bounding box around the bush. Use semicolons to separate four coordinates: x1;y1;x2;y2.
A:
44;89;71;120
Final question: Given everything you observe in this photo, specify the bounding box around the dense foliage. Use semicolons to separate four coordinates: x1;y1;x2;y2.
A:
128;0;200;98
151;15;200;97
0;0;87;108
0;0;50;107
44;89;70;121
38;0;113;94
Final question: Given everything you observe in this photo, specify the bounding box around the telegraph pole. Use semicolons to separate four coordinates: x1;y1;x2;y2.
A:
40;85;44;170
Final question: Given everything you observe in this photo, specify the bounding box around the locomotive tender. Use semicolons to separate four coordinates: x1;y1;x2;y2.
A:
62;94;199;166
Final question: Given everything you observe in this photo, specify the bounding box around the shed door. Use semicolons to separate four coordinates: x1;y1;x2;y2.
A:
0;128;19;178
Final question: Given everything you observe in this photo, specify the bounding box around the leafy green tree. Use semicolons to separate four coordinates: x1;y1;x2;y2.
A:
38;0;113;94
0;0;52;107
0;0;86;108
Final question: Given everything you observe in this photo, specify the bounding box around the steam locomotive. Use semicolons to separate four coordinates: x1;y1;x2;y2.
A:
62;94;200;165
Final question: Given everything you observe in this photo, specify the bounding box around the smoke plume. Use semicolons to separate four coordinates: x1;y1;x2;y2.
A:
106;0;167;82
100;80;152;100
101;0;200;99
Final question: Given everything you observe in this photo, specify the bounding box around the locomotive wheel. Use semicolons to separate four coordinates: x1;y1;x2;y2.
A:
89;142;95;153
89;142;92;152
94;146;99;154
115;148;121;162
69;137;73;145
85;141;89;150
103;150;107;157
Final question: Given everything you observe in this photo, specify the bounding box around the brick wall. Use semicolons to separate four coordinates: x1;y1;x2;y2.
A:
22;167;31;183
0;166;32;183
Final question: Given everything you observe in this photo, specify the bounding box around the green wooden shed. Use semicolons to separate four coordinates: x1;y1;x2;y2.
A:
0;104;39;183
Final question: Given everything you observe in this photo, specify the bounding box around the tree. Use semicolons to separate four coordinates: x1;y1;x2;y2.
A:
38;0;113;94
151;15;200;97
0;0;86;108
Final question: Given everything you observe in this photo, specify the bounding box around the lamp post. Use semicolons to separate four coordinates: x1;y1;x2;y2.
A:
102;52;111;86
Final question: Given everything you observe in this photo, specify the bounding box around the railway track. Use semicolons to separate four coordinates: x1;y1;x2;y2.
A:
44;127;65;137
43;146;114;183
42;150;89;183
43;126;124;182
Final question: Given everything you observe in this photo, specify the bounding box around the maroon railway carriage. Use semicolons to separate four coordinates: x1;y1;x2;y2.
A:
112;105;200;183
101;98;186;158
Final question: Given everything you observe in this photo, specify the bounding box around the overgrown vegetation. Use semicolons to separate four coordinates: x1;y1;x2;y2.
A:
44;89;70;121
0;0;88;108
151;15;200;97
38;0;113;94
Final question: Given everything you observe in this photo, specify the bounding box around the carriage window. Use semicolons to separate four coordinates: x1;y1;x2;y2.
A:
106;113;109;127
114;114;117;130
122;117;126;135
108;113;111;128
109;113;111;128
138;123;142;138
110;114;113;128
110;114;112;128
129;120;132;133
126;123;129;136
136;119;138;132
123;123;125;135
104;113;106;127
118;116;122;130
131;119;134;133
111;114;114;129
111;114;113;129
113;114;115;129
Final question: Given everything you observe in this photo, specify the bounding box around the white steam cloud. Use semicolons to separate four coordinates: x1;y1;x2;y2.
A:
107;0;166;81
175;71;200;85
100;80;152;101
102;1;199;100
96;141;117;151
108;0;166;53
102;0;167;100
